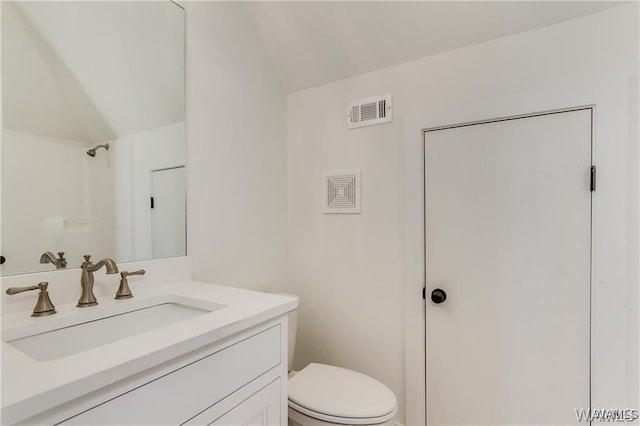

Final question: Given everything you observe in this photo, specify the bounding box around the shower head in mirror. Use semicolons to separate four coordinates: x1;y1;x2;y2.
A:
87;143;109;157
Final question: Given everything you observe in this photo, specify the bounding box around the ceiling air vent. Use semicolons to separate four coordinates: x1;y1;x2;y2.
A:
347;94;392;129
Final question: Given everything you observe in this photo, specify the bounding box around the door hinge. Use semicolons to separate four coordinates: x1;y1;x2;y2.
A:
150;197;155;209
422;287;426;300
590;166;596;192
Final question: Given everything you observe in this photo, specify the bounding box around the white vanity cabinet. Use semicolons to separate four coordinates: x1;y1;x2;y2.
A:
20;318;287;425
187;378;281;425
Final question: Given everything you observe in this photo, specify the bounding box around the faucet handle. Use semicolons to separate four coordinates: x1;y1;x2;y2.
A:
121;269;145;278
6;284;41;295
57;252;67;268
115;270;145;300
83;254;91;262
6;282;57;317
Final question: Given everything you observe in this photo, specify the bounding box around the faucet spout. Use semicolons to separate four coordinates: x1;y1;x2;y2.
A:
86;257;118;274
40;251;67;269
77;255;118;307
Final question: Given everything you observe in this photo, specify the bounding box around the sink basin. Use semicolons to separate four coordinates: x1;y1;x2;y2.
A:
5;301;218;361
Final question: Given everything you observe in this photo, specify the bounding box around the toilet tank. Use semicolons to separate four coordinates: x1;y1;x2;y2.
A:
275;293;298;372
287;306;298;372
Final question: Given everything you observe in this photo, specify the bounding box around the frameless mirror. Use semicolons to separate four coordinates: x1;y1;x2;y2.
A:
1;1;186;275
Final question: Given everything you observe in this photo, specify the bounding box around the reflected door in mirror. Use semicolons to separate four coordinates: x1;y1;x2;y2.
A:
151;167;186;259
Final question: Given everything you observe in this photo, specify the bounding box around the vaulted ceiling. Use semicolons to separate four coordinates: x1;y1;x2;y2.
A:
2;1;184;143
2;1;627;142
243;1;627;93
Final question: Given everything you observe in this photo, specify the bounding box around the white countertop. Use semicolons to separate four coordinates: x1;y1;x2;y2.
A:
1;281;298;423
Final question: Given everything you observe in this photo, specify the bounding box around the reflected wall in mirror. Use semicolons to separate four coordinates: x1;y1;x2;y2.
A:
1;1;186;275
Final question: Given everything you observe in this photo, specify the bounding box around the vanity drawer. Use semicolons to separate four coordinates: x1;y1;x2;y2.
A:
208;378;281;425
59;325;281;425
185;374;281;425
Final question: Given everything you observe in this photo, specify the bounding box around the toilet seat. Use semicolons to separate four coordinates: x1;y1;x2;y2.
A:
288;400;395;425
288;363;397;425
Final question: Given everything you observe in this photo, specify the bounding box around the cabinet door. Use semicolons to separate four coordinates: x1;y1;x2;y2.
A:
188;379;281;426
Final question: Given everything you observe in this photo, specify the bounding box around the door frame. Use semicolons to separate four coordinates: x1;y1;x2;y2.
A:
402;78;635;425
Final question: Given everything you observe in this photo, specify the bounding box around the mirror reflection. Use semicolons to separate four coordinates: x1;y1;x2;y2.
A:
1;1;186;275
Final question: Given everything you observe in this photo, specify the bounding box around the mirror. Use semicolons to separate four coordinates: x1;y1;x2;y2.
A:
1;1;185;275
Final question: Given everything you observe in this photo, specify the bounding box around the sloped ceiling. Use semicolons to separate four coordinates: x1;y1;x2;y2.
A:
244;1;627;93
2;1;184;144
4;1;625;139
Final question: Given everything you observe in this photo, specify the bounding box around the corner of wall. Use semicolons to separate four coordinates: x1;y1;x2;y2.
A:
184;2;288;293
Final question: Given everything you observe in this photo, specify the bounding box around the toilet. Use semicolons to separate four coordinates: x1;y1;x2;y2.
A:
284;295;397;426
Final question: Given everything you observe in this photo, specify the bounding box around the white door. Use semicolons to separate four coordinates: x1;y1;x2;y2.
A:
425;109;592;425
151;166;186;258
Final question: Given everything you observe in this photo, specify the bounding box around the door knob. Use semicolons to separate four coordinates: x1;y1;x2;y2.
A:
431;288;447;304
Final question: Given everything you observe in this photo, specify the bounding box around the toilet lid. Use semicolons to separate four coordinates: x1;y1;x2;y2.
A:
288;363;397;423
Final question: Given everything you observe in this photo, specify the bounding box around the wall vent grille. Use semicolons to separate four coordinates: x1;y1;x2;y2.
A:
322;169;361;214
347;94;392;129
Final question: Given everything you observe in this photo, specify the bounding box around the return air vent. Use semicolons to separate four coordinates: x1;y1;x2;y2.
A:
347;94;392;129
322;169;361;214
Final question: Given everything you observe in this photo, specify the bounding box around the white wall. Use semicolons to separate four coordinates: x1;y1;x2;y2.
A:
287;5;639;423
630;70;639;411
184;2;288;293
0;130;115;275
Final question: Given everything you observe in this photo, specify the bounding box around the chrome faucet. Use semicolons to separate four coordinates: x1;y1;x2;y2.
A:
40;251;67;269
78;255;118;307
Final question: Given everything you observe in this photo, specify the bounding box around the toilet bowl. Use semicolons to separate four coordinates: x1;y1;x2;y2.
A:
281;294;397;426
